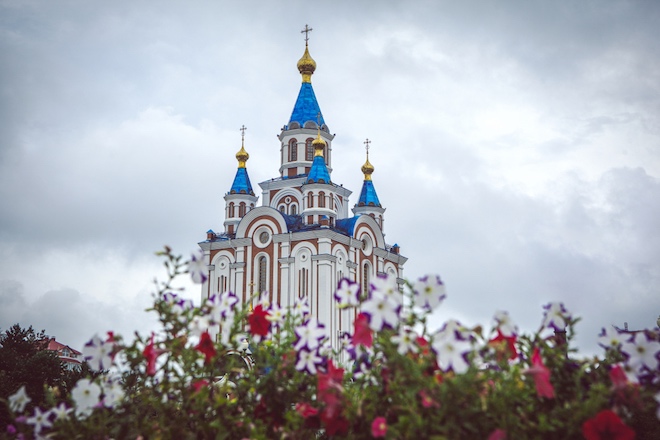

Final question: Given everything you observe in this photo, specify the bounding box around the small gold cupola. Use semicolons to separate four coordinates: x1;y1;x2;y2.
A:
236;125;249;168
297;24;316;83
312;131;326;157
361;138;374;180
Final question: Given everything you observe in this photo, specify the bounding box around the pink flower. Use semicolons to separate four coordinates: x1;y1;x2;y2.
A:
582;409;635;440
488;429;507;440
419;390;439;408
371;416;387;438
295;402;318;418
195;331;216;364
524;347;554;399
352;312;373;347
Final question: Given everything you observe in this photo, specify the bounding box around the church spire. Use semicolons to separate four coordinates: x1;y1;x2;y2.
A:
230;125;254;195
357;139;381;207
288;25;325;129
297;24;316;84
306;127;331;184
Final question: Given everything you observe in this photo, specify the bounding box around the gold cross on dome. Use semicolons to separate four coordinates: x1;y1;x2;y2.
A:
301;24;313;43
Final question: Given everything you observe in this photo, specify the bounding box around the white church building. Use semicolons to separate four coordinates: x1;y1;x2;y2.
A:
198;30;407;346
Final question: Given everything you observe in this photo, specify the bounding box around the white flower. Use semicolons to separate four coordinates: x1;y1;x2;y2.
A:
71;378;102;418
26;407;52;434
49;402;72;421
188;250;208;284
101;375;125;408
8;385;31;413
334;278;360;307
83;334;114;371
295;348;323;374
207;291;238;322
493;311;518;337
598;328;624;350
432;333;472;374
371;274;402;306
291;297;310;319
620;332;660;373
541;302;571;331
189;314;211;336
361;292;400;331
294;319;326;351
412;274;446;311
267;303;286;326
391;327;419;356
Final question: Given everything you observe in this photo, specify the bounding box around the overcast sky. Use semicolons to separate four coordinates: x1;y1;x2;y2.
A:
1;0;659;354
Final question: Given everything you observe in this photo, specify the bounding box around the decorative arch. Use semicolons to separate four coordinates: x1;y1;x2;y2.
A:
253;252;271;303
235;207;288;238
211;251;235;296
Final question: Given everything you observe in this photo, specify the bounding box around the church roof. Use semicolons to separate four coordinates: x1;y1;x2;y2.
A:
289;82;325;129
335;216;359;236
229;167;254;195
357;179;381;207
306;155;331;184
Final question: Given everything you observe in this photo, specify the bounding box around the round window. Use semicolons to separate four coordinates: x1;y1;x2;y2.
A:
259;231;270;244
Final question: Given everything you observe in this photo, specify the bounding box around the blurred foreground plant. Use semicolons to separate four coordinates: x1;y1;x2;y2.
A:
2;247;659;439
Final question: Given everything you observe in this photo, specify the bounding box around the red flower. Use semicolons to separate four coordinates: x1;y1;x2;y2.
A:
352;312;373;347
192;379;209;393
248;304;271;337
524;347;554;398
195;331;217;364
488;429;507;440
371;416;387;438
582;409;635;440
143;333;163;376
489;329;518;360
318;360;344;393
295;402;319;418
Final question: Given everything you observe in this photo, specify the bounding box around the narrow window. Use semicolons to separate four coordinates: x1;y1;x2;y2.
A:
239;202;246;217
258;256;267;296
289;139;298;161
305;138;314;161
319;191;325;208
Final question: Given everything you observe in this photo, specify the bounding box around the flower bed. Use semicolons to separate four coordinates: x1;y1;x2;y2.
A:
3;248;660;439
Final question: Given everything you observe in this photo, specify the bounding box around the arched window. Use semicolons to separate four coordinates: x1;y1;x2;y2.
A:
362;263;371;298
279;205;285;213
229;202;235;218
258;256;268;299
291;204;297;215
299;268;308;299
305;138;314;161
239;202;246;217
318;191;325;208
289;139;297;162
307;193;313;208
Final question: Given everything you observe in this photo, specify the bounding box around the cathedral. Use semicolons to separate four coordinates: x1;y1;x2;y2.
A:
198;29;407;347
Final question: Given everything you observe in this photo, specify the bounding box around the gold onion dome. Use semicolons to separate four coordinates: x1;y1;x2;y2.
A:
362;157;374;180
297;43;316;83
236;145;249;168
312;132;326;156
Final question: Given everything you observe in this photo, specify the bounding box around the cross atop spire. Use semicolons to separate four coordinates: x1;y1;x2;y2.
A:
364;138;371;157
240;125;247;146
301;24;313;44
